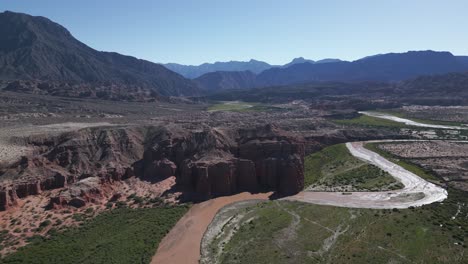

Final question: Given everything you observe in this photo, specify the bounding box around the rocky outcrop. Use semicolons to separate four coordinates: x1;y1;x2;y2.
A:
0;188;18;211
48;177;103;209
0;126;145;210
0;124;305;210
138;124;305;200
0;172;70;210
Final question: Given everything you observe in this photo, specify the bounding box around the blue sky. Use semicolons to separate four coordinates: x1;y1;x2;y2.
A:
2;0;467;65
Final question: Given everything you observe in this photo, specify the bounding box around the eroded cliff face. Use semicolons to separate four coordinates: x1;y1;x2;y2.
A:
0;124;304;210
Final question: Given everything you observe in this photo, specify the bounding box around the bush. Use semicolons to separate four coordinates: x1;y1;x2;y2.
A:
2;206;189;264
39;220;52;228
116;201;127;208
133;196;144;204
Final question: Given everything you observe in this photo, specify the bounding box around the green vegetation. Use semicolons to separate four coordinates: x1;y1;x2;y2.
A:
377;109;465;127
333;114;407;128
210;193;467;264
2;205;189;264
304;144;403;191
364;143;440;183
207;101;281;112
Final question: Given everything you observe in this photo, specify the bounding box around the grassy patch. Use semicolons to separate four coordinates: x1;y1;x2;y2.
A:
304;144;403;191
377;109;465;127
1;205;189;264
332;114;407;128
210;192;468;264
214;202;293;264
364;142;440;183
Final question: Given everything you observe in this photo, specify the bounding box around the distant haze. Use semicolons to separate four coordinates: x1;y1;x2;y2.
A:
1;0;467;65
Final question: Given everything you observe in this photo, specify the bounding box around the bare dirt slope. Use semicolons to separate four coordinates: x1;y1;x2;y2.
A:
0;122;112;165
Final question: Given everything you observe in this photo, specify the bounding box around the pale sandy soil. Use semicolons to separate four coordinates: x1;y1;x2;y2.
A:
151;192;272;264
0;122;112;165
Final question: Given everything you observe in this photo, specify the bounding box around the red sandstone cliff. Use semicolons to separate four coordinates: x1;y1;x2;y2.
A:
0;124;304;210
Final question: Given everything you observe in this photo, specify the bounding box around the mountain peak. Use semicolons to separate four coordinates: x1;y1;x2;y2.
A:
164;59;272;78
291;57;307;62
0;11;198;98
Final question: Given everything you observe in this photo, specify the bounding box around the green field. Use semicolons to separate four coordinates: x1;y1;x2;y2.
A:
207;191;467;264
304;144;403;191
332;114;407;128
376;109;465;127
207;101;281;112
364;142;440;183
1;205;189;264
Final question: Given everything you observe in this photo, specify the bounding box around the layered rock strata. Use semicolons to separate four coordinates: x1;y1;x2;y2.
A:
0;124;304;210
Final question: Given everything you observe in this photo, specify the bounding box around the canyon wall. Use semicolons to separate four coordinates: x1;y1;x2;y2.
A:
0;124;304;210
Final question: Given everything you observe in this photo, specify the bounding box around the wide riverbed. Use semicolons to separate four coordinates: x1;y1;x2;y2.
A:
153;140;449;262
285;141;448;209
360;111;468;130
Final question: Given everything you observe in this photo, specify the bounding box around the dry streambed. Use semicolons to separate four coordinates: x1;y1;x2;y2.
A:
360;111;468;130
285;141;448;209
160;140;449;263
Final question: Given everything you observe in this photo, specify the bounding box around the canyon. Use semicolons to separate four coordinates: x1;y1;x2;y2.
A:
0;123;305;211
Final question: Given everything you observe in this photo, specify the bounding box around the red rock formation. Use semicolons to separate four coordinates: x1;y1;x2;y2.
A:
0;172;70;210
0;188;18;210
1;124;305;210
48;177;103;209
140;124;305;199
236;159;257;191
143;159;177;181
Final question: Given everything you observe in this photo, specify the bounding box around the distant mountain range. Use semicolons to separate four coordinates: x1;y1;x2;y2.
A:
194;71;257;92
195;51;468;92
2;11;468;99
207;71;468;106
163;57;342;79
164;60;272;79
0;11;198;99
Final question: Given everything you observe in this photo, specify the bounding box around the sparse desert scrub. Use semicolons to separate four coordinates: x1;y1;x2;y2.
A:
204;193;467;264
304;143;403;191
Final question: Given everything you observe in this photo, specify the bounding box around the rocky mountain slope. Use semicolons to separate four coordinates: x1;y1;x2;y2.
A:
0;124;304;210
164;57;342;79
256;51;468;86
397;71;468;97
194;70;257;92
0;11;198;98
193;51;468;92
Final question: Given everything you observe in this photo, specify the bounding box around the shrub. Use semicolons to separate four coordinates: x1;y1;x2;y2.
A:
39;220;52;228
2;206;189;263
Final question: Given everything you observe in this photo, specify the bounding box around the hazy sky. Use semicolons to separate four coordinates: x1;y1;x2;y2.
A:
2;0;467;65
